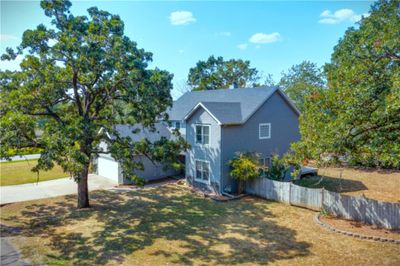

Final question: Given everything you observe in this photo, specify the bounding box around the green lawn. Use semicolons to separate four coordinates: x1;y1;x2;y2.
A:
0;159;68;186
1;183;398;265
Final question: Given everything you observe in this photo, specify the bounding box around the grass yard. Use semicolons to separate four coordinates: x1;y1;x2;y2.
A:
1;183;399;265
295;167;400;203
0;159;68;186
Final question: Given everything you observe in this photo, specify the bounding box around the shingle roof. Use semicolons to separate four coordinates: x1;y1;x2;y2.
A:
185;102;243;125
112;123;174;143
168;86;280;124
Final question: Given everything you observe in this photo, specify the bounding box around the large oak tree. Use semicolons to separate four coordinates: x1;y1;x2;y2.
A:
279;61;325;112
0;0;187;208
293;0;400;168
187;56;260;90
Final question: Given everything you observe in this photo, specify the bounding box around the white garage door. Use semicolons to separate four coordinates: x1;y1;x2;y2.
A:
97;157;119;183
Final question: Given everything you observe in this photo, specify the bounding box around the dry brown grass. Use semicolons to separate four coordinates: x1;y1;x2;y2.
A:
320;215;400;240
296;167;400;203
1;184;399;265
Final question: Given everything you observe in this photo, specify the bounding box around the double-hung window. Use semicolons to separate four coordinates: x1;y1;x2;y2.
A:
195;160;210;182
259;123;271;139
196;125;210;145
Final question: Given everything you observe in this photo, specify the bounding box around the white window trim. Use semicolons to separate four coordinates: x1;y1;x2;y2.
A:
195;124;211;145
194;159;211;184
259;123;271;139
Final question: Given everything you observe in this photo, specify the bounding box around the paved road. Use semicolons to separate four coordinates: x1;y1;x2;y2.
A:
0;154;41;162
0;238;27;266
1;174;117;204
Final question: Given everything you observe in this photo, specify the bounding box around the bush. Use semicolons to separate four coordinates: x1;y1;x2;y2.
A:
3;147;42;157
265;155;289;181
229;152;260;194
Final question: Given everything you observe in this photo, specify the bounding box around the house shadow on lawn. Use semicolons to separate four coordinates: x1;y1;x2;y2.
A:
4;185;311;265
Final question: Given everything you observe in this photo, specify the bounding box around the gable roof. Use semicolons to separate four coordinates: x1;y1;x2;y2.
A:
100;122;175;143
184;102;243;125
169;86;299;125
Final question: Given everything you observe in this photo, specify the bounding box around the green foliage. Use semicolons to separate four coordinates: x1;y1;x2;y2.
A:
0;0;188;207
187;55;260;90
2;147;43;157
279;61;325;112
229;152;260;193
265;155;289;181
261;73;276;87
294;0;400;169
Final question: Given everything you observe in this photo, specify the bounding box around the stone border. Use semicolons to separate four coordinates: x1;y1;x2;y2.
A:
314;213;400;244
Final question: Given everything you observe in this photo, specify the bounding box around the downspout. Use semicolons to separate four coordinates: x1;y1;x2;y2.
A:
220;124;224;194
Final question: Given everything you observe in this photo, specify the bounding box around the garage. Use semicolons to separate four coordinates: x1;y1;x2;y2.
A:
97;157;120;183
96;124;182;184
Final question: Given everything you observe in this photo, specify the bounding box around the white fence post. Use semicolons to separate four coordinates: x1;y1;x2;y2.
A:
321;188;324;211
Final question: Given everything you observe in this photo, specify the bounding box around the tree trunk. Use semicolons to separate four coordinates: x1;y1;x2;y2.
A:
77;163;90;208
238;180;243;195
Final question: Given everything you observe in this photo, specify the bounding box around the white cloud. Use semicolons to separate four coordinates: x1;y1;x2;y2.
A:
319;18;338;24
0;34;18;42
237;43;248;50
249;32;281;44
319;8;368;24
178;49;185;54
217;31;231;37
320;10;331;17
169;11;196;25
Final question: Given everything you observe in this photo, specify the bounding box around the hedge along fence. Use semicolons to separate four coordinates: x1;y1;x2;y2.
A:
245;177;400;229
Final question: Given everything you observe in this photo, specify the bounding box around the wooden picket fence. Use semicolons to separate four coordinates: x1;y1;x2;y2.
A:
246;177;400;229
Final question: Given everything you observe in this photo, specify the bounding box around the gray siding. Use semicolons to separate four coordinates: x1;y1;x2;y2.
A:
220;91;300;191
185;107;221;192
170;120;186;139
97;141;180;184
122;155;180;184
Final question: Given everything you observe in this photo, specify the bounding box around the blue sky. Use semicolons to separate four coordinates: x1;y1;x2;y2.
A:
1;0;373;99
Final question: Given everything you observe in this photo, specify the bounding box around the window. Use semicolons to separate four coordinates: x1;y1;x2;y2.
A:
175;121;181;129
195;160;210;182
259;123;271;139
195;125;210;145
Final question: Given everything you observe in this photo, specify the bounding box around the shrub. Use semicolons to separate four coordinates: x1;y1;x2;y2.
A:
265;154;289;181
3;147;43;157
229;152;260;194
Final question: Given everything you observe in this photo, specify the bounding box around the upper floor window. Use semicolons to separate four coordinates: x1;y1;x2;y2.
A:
259;123;271;139
175;121;181;129
196;125;210;145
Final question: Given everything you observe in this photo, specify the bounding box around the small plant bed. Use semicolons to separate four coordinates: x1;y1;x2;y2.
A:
182;181;246;201
317;214;400;243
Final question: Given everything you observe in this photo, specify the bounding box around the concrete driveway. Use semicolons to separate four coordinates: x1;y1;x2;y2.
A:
1;174;117;205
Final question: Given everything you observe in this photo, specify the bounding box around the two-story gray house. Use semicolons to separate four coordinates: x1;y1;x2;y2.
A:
168;86;300;193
